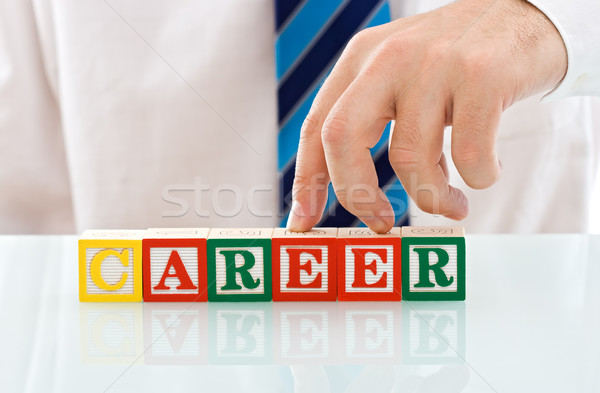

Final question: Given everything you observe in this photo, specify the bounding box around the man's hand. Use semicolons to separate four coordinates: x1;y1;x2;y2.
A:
286;0;567;233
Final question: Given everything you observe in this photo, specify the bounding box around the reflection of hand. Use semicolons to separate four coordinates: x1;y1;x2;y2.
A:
291;365;330;393
287;0;566;233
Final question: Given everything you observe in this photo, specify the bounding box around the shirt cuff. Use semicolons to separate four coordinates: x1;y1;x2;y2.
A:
526;0;600;100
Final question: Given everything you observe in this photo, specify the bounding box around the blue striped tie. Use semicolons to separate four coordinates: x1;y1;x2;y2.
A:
275;0;408;228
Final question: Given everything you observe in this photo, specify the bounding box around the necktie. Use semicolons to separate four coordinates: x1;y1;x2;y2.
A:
275;0;408;228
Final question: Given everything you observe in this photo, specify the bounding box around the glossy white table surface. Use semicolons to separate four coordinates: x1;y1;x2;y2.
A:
1;235;599;392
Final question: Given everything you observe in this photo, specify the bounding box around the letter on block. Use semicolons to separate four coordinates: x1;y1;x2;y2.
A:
207;228;273;302
401;226;466;301
271;228;338;301
142;228;209;302
337;228;402;301
79;230;144;302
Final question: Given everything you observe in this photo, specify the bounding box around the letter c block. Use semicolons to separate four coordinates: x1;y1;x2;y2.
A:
79;230;144;302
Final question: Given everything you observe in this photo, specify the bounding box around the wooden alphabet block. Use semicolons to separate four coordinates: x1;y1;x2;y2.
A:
337;228;402;301
271;227;338;301
207;228;273;302
401;226;466;301
142;228;209;302
79;230;144;302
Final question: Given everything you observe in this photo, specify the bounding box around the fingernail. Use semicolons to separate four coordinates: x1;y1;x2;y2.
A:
286;200;304;231
361;216;392;234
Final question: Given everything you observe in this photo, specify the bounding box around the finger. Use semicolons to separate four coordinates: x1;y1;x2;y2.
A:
321;70;397;233
389;89;469;220
451;90;503;189
285;59;358;231
287;27;394;231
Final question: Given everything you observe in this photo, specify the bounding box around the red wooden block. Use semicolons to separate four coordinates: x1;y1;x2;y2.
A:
337;228;402;301
271;228;338;301
142;228;209;302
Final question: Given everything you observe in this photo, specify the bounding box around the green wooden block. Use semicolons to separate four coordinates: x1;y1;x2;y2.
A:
207;228;273;302
401;227;466;301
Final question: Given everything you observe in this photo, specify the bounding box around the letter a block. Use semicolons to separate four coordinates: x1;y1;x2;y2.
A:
79;230;144;302
401;226;466;301
337;228;402;301
207;228;273;302
271;228;338;301
142;228;209;302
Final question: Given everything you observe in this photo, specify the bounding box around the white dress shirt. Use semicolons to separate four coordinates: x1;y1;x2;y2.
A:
0;0;598;234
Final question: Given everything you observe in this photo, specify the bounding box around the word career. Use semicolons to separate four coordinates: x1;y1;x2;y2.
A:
79;226;466;302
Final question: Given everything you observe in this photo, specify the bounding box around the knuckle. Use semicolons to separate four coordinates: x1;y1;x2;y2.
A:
458;48;497;81
378;32;416;57
347;28;372;51
453;143;485;168
292;173;309;191
300;113;321;139
321;116;350;147
389;146;420;172
422;39;454;68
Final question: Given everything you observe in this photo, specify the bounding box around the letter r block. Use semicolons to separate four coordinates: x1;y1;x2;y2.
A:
337;228;402;301
271;228;338;301
207;228;273;302
142;228;209;302
401;226;466;301
79;230;144;302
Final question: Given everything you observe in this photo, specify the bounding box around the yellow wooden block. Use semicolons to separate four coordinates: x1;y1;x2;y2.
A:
79;230;144;302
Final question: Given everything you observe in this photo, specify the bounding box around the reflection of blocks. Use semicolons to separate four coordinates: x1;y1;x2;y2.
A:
79;230;144;302
142;228;209;302
143;303;208;365
337;228;402;301
402;227;466;301
208;303;272;364
271;228;337;301
402;302;466;364
273;302;338;364
207;228;273;302
79;303;144;364
339;302;402;363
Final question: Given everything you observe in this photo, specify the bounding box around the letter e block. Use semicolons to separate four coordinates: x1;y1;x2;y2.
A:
337;228;402;301
79;230;144;302
142;228;209;302
207;228;273;302
401;226;466;301
271;228;337;301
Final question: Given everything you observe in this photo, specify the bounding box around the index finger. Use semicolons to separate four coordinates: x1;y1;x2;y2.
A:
285;60;356;231
320;72;397;233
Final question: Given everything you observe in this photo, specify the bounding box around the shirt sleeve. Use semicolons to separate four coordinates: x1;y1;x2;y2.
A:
527;0;600;99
